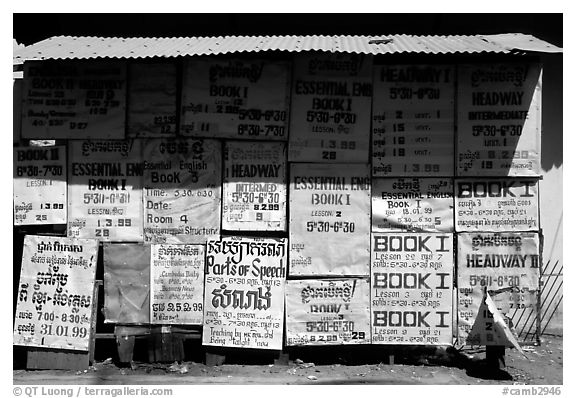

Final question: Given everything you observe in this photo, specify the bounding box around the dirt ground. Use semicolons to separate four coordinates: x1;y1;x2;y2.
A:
13;334;562;385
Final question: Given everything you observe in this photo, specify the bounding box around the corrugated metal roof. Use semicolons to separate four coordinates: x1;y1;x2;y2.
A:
13;34;562;62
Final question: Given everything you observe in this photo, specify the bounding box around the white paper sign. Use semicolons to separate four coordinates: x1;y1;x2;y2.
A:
372;65;455;176
14;146;67;225
289;163;371;276
14;235;98;351
288;53;373;162
223;141;286;231
372;178;454;232
285;278;371;346
371;233;454;345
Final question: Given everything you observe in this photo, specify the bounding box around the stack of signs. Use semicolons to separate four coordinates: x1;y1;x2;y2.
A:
13;146;67;225
67;140;143;241
142;138;221;244
371;233;454;345
180;57;290;140
150;244;205;324
202;237;287;350
14;235;98;351
289;53;373;162
223;141;286;231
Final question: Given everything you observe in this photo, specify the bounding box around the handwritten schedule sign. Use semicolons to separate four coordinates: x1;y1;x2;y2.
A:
457;233;540;345
289;163;371;276
457;63;542;176
127;62;177;138
371;233;453;345
285;278;370;346
202;237;287;350
372;178;454;232
180;58;290;140
143;138;221;244
68;140;143;242
372;65;455;176
151;244;205;325
288;53;373;162
14;146;67;225
14;235;98;351
455;179;539;232
22;61;126;139
223;141;286;231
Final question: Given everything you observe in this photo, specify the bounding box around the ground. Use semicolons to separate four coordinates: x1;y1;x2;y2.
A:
13;334;562;385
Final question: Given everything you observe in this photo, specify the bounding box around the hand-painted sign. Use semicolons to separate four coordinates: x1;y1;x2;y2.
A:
14;145;67;225
288;53;373;162
202;237;287;350
457;63;542;176
371;233;454;345
22;61;126;139
68;140;143;241
180;58;290;140
372;65;455;176
457;232;540;345
289;163;371;276
285;278;370;346
143;138;221;244
14;235;98;351
223;141;286;231
127;62;177;137
151;244;205;325
103;244;150;324
455;179;539;232
372;178;454;232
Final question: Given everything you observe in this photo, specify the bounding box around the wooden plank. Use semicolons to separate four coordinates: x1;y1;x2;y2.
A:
27;348;89;371
88;281;101;365
205;352;226;366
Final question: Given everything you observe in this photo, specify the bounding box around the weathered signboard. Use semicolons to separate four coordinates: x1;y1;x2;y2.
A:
14;235;98;351
288;53;373;162
127;62;177;137
180;58;290;140
14;145;67;225
457;232;540;345
289;163;371;276
285;278;371;346
371;233;454;345
150;244;205;325
202;237;287;350
372;65;455;176
68;140;143;241
457;63;542;176
223;141;286;231
455;179;539;232
22;61;126;139
372;178;454;232
103;244;151;324
143;138;221;244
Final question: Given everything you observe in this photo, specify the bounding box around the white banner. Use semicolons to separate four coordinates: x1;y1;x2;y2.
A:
285;278;370;346
288;53;373;162
22;61;126;139
143;138;221;244
457;232;540;345
455;179;539;232
372;178;454;232
180;58;290;140
67;140;143;241
127;63;177;137
14;235;98;351
14;146;67;225
202;237;287;350
457;63;542;176
151;244;205;325
372;65;455;176
289;163;371;276
223;141;286;231
371;233;454;345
